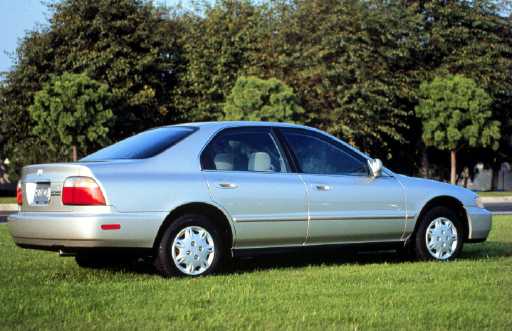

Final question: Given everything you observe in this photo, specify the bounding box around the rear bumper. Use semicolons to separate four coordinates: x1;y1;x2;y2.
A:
7;211;166;249
465;207;492;241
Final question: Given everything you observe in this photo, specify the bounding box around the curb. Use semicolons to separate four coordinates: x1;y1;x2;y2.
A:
0;204;18;211
480;196;512;203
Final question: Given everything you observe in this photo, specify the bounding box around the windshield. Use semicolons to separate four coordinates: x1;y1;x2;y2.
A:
81;127;196;161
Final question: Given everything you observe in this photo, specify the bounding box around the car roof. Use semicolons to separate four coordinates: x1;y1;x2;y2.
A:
159;120;381;171
170;121;311;130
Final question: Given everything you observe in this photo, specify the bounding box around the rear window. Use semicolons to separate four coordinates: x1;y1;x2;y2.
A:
81;127;196;161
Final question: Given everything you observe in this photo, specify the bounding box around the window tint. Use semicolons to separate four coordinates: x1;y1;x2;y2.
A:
283;131;368;175
202;130;287;173
81;127;195;161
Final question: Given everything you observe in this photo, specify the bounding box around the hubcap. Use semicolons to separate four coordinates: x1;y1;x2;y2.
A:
171;226;215;275
425;217;458;260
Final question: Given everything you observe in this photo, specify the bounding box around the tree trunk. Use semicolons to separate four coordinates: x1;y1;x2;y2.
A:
421;150;429;178
72;145;77;162
450;149;457;185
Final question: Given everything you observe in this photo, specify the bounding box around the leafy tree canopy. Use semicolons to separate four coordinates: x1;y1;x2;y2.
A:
0;0;183;175
29;72;114;160
223;76;304;123
415;74;501;183
1;0;511;180
415;74;500;151
171;0;266;122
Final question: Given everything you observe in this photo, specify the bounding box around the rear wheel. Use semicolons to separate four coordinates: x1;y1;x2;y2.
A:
154;214;225;277
413;206;464;261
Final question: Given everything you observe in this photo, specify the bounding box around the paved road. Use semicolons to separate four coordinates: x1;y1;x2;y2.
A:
1;203;511;223
484;202;512;214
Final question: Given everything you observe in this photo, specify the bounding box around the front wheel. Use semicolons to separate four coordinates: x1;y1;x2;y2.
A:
413;206;464;261
154;214;225;277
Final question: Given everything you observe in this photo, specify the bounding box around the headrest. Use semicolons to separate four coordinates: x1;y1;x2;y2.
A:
214;153;234;171
248;152;271;172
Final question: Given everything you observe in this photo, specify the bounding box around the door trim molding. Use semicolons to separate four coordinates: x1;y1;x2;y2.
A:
309;215;406;221
234;215;408;223
233;216;307;223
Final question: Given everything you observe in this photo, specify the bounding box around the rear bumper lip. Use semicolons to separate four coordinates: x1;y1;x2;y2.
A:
11;237;151;248
7;211;166;249
465;206;492;240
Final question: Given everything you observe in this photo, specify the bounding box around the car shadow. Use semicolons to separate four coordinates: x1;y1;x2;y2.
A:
459;241;512;260
100;240;512;277
231;241;512;275
98;247;406;277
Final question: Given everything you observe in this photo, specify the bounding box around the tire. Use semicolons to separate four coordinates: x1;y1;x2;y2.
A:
413;206;464;261
154;214;226;277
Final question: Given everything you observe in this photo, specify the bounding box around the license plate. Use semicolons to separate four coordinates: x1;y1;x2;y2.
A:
33;183;51;205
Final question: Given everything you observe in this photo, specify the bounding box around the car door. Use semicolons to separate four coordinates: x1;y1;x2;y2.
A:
201;127;308;249
278;128;406;244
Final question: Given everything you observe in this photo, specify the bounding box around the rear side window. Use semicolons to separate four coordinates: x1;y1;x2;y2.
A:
81;127;196;161
201;129;287;173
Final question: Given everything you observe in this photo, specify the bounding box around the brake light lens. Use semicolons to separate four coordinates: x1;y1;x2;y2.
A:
16;182;23;206
62;177;106;205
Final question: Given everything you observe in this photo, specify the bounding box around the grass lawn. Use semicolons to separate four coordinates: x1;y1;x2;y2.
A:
1;217;511;330
478;191;512;197
0;196;16;204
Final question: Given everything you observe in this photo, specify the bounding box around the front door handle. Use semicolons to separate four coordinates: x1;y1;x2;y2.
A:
218;183;238;189
315;184;332;191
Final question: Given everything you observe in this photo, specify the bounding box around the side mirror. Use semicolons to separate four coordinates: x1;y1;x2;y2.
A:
368;158;383;177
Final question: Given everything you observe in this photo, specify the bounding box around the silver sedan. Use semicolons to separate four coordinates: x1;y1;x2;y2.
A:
8;121;492;276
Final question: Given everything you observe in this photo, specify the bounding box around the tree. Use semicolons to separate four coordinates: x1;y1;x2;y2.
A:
415;75;500;184
223;76;304;122
29;73;113;161
413;0;512;177
250;0;424;165
0;0;184;177
2;0;511;180
45;0;183;136
172;0;265;122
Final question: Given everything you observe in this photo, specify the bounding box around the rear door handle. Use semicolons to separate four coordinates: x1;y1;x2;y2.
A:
217;183;238;189
315;184;332;191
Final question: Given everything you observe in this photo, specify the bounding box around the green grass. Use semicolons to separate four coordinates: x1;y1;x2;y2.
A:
478;191;512;197
0;196;16;204
1;218;511;330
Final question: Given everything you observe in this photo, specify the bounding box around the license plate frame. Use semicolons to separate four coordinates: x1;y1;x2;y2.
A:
33;182;51;205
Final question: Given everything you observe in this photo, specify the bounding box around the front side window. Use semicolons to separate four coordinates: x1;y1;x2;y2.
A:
282;130;368;175
201;129;287;173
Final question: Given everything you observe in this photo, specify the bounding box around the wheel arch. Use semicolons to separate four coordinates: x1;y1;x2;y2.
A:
152;202;235;253
411;195;469;241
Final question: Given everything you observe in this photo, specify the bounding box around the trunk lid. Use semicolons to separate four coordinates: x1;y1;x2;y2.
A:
19;163;102;212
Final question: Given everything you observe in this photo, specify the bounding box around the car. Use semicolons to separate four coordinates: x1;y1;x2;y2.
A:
8;121;492;277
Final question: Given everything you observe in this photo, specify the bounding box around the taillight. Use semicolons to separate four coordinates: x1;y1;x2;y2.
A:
62;177;106;206
16;182;23;206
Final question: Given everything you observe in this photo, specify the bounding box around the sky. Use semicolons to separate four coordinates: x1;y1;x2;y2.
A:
0;0;189;74
0;0;46;73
